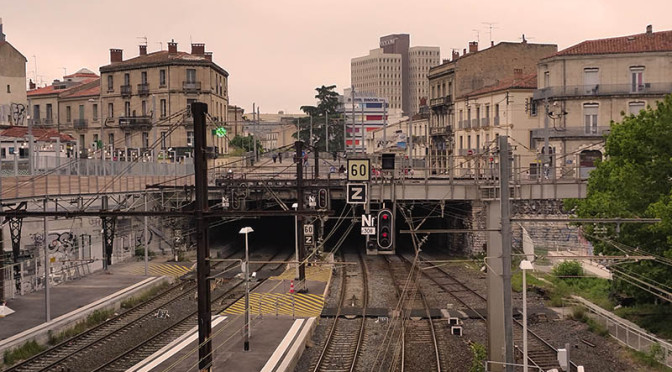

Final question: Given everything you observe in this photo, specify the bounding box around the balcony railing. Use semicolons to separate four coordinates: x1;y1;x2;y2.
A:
531;126;610;139
429;126;452;136
533;82;672;100
481;118;489;128
120;85;132;97
494;116;500;126
119;116;152;130
472;118;479;129
73;119;88;130
183;81;202;92
137;83;150;96
429;95;453;108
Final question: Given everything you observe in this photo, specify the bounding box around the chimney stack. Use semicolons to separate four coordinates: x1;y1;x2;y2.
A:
0;17;5;42
646;24;653;34
29;79;36;90
469;41;478;54
139;44;147;56
463;48;467;55
452;50;460;61
191;43;205;55
204;52;213;62
110;49;123;63
168;39;178;54
514;68;523;79
491;40;495;47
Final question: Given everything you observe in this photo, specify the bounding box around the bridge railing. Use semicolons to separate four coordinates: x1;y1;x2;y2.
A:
0;156;194;177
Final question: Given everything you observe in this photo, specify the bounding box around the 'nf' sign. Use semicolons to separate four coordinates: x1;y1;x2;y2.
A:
361;214;376;235
346;183;367;204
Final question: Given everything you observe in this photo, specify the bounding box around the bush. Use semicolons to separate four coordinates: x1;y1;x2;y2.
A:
48;309;115;345
469;342;487;372
552;261;583;279
3;340;45;366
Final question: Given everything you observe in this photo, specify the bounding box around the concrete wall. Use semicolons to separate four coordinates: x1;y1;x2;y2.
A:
0;42;27;126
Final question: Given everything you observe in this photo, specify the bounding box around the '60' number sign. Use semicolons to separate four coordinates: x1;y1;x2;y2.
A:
347;159;370;181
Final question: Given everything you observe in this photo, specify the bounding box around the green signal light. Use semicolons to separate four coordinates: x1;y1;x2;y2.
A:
214;127;227;137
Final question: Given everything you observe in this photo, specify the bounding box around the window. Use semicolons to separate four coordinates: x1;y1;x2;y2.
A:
467;135;471;149
108;133;114;147
160;99;167;118
161;131;167;149
159;69;166;87
124;101;131;116
107;75;113;92
476;134;480;150
583;68;599;93
92;104;98;121
630;67;644;92
124;73;130;85
46;104;52;121
543;71;550;88
80;135;85;150
141;71;147;84
584;104;598;134
141;100;147;116
186;69;196;83
125;132;131;147
187;131;194;147
629;101;646;115
78;104;84;120
142;132;149;148
66;106;72;122
6;84;10;93
33;105;40;120
108;103;114;118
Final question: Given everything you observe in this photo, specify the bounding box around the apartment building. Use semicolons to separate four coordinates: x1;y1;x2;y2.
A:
532;25;672;179
351;34;440;116
427;40;557;174
366;113;429;169
0;18;28;126
340;89;403;153
98;41;229;163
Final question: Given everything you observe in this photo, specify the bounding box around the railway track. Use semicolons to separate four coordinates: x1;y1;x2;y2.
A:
409;252;575;371
384;255;442;372
311;249;368;372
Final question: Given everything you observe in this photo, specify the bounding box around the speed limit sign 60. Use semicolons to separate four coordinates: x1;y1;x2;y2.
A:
347;159;370;181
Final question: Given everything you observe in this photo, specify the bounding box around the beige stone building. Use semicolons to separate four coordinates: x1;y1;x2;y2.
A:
366;114;429;170
532;25;672;179
98;41;229;164
408;46;440;115
351;48;403;111
0;18;28;126
427;40;557;174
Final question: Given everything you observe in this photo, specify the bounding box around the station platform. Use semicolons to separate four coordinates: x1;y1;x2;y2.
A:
0;257;185;355
130;264;333;372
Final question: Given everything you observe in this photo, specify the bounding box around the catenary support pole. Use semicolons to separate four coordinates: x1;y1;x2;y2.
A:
192;102;213;371
295;141;307;285
43;198;50;322
144;192;149;276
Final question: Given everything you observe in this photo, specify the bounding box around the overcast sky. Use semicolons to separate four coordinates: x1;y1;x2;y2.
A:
2;0;671;114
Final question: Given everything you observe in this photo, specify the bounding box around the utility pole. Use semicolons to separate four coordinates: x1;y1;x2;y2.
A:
295;141;307;286
144;192;149;276
383;99;388;148
310;115;313;148
43;198;50;322
325;111;329;153
543;97;550;180
252;103;257;164
256;106;260;162
360;99;365;153
351;86;356;154
192;102;213;371
486;135;514;371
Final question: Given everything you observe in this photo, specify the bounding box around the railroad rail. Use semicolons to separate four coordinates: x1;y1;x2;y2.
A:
312;249;368;372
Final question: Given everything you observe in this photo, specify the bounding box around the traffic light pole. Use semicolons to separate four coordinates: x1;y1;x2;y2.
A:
295;141;307;287
193;102;213;372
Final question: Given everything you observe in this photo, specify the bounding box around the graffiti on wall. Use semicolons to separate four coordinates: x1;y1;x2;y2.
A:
0;103;27;125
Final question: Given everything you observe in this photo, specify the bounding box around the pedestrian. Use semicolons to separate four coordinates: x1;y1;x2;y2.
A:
272;153;277;163
278;152;282;163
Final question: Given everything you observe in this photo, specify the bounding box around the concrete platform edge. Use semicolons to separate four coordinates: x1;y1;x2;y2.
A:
0;275;171;355
276;317;317;372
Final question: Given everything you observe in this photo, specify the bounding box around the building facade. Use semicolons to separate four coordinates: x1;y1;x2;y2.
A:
532;25;672;179
351;34;440;116
98;41;229;164
0;18;28;127
340;89;403;153
427;40;557;174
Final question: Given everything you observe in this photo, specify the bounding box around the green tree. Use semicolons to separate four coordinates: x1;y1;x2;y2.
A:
295;85;344;152
567;94;672;302
229;135;262;154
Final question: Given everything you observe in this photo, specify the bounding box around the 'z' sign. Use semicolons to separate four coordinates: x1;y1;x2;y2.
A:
346;183;367;204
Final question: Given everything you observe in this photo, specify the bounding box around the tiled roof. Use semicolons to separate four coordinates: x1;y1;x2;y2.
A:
549;30;672;58
28;78;98;98
466;73;537;97
0;127;75;142
63;68;98;78
100;50;228;76
27;85;61;96
60;79;100;99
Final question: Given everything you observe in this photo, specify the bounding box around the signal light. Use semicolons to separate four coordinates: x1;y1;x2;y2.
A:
377;209;393;249
318;189;328;209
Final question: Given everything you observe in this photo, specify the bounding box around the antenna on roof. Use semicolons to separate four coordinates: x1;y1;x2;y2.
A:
482;22;498;45
62;67;67;77
519;34;534;43
137;36;148;46
155;41;163;50
472;29;480;43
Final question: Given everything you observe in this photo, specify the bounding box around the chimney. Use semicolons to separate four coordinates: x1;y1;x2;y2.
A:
191;43;205;55
491;40;495;47
463;48;467;55
469;41;478;54
29;79;36;90
110;49;123;63
646;24;653;34
514;68;523;79
0;17;5;42
452;50;460;61
139;44;147;56
168;39;178;54
204;52;213;62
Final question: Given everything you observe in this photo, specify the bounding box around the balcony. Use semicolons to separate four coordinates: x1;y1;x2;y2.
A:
429;126;452;136
73;119;88;130
533;82;672;100
119;116;152;130
183;81;202;93
481;118;489;128
120;85;132;97
531;126;610;139
494;116;500;126
471;118;479;129
137;83;150;96
429;95;453;108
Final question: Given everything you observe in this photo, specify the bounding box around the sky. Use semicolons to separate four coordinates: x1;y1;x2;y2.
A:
2;0;672;114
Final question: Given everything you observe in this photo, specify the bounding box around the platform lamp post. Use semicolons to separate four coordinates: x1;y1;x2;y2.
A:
520;259;534;372
239;226;254;351
292;203;299;279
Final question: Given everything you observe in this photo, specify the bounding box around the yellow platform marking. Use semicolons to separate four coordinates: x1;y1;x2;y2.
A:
269;265;332;282
125;262;193;277
221;292;325;317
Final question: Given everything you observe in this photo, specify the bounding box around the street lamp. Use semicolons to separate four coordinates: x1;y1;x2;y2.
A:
239;226;254;351
519;259;534;372
292;203;299;279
